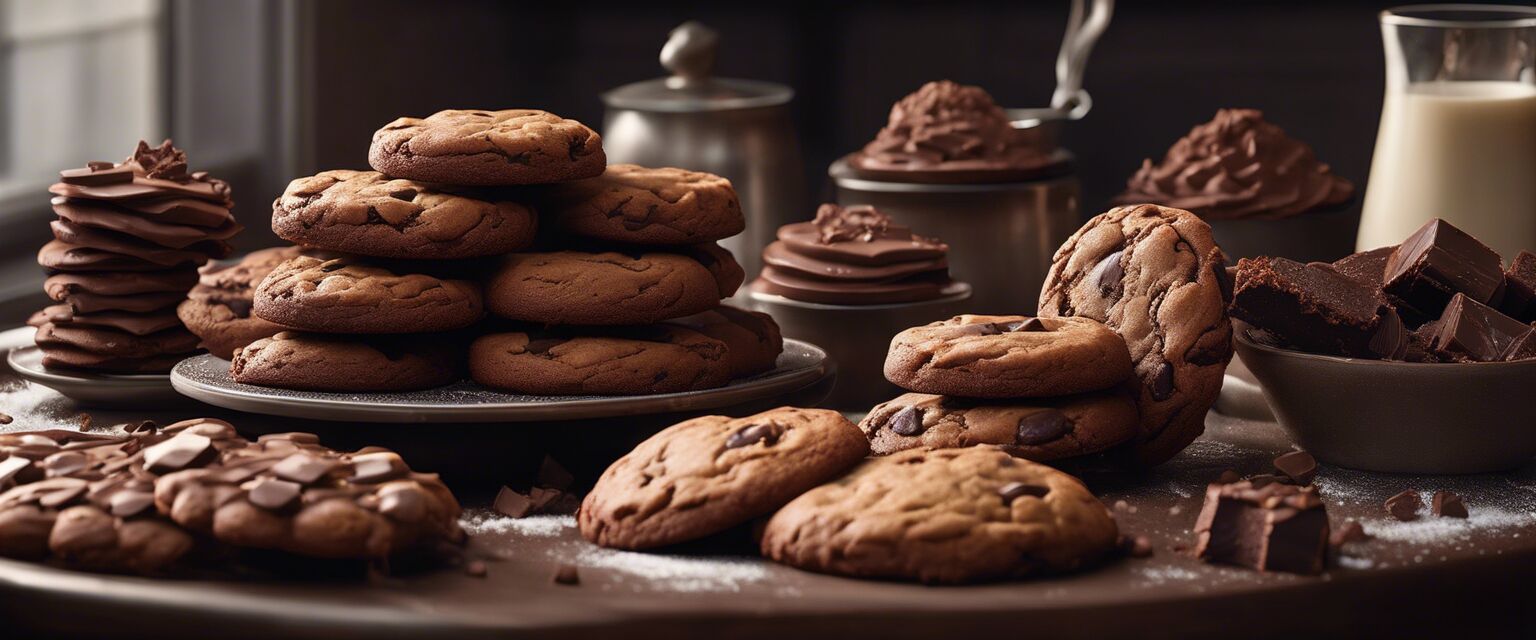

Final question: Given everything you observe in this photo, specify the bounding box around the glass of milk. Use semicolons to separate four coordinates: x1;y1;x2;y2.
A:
1359;5;1536;259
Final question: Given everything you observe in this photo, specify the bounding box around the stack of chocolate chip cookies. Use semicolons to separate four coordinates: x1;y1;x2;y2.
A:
32;141;240;373
471;161;782;395
866;315;1142;463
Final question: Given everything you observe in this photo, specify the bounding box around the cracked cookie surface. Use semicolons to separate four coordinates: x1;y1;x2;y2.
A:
468;326;732;396
1038;204;1233;466
546;164;744;245
859;390;1139;460
884;315;1133;398
272;170;537;259
579;407;867;550
253;255;483;334
760;446;1118;584
231;331;460;392
369;109;605;186
484;247;738;325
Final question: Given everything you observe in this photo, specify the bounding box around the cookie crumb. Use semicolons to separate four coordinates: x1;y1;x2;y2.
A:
1385;490;1421;521
552;563;580;586
0;412;12;425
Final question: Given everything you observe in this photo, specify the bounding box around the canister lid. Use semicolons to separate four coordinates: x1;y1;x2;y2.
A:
601;21;793;113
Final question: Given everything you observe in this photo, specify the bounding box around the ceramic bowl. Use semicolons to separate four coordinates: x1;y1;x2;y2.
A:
1234;325;1536;474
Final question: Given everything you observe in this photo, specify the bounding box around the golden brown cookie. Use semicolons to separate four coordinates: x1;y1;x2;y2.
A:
883;315;1133;398
859;390;1139;460
368;109;604;186
468;326;731;396
578;407;868;550
253;255;483;334
546;164;744;245
484;247;738;325
760;446;1118;584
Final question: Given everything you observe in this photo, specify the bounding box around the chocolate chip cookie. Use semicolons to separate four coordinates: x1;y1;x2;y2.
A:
667;306;784;378
761;446;1118;583
546;164;744;245
272;170;538;259
579;407;868;550
884;315;1133;398
368;109;605;186
1038;204;1233;466
178;247;300;359
253;256;483;334
484;247;738;325
468;326;732;396
859;390;1139;460
231;331;461;392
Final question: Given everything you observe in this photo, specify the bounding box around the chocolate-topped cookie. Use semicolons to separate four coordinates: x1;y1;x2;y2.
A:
368;109;605;186
667;306;783;378
860;390;1139;461
760;446;1119;583
253;256;484;334
231;331;461;392
545;164;744;245
578;407;867;550
1039;204;1233;466
484;248;738;325
884;315;1133;398
468;326;731;396
178;248;300;359
272;170;538;259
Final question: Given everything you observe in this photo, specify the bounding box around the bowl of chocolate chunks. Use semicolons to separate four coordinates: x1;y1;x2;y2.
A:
1229;218;1536;474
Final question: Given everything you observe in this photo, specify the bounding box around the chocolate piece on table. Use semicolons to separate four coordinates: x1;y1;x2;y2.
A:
1499;251;1536;322
536;456;575;492
1193;481;1330;575
1385;490;1421;521
1231;256;1403;358
552;563;580;585
493;486;535;518
1382;219;1504;323
1432;490;1469;519
1272;450;1317;485
1330;520;1371;546
1425;293;1536;362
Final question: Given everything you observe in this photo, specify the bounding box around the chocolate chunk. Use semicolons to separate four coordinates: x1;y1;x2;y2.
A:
1432;490;1468;518
1231;256;1401;358
1015;410;1069;445
248;477;302;510
1503;329;1536;362
1093;250;1125;301
1150;361;1175;401
379;487;425;519
1498;251;1536;322
1330;520;1371;546
725;422;783;449
536;456;576;492
1272;450;1317;485
1383;219;1504;321
41;451;89;478
0;456;32;485
887;406;924;436
552;563;581;585
1426;293;1536;362
523;338;563;355
109;490;155;517
997;481;1050;504
389;188;418;201
0;413;11;425
126;420;158;433
59;164;134;186
1193;481;1329;575
271;453;338;485
349;451;408;483
38;479;88;508
142;433;215;474
1000;318;1048;333
1385;490;1421;521
494;486;534;518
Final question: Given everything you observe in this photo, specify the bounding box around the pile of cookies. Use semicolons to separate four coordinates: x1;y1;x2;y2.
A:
577;406;1119;584
0;418;462;574
213;108;780;395
31;141;240;373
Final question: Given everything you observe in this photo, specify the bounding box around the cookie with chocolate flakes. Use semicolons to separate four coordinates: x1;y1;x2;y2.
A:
579;407;867;550
178;248;301;359
859;390;1139;461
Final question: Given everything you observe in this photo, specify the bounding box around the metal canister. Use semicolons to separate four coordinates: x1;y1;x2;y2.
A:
600;21;805;278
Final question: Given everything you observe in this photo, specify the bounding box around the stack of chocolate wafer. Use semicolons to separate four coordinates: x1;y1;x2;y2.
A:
32;141;239;373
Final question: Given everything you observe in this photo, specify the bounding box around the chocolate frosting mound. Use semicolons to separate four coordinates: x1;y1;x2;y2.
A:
847;81;1049;183
1117;109;1353;220
754;204;956;305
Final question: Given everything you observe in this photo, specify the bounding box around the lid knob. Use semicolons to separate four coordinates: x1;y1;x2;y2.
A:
661;21;718;89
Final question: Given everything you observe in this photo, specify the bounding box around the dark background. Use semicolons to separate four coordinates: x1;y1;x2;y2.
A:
301;0;1390;222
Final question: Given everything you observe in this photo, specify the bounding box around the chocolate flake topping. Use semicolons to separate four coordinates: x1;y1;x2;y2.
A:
129;139;190;181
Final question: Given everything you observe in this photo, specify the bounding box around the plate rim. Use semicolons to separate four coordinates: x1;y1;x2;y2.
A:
169;338;834;423
7;344;172;386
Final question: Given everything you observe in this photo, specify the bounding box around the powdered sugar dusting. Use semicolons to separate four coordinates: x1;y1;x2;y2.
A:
1362;506;1533;544
461;511;572;538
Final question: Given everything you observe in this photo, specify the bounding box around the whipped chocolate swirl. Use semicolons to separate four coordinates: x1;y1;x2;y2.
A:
1116;109;1353;220
754;204;955;304
847;80;1049;183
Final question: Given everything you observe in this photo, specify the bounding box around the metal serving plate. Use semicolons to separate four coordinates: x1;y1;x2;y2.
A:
170;338;833;423
6;342;184;408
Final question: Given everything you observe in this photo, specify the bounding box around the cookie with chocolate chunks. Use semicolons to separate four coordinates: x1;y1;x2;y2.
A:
1039;204;1233;466
369;109;605;186
579;407;867;550
884;314;1133;398
178;248;301;359
760;446;1118;583
860;390;1139;461
253;255;484;334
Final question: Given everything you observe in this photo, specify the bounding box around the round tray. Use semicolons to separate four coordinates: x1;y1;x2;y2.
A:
170;338;833;423
5;340;182;408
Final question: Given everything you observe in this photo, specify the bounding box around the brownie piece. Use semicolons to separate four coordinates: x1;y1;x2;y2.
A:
1193;480;1330;575
1426;293;1536;362
1498;251;1536;323
1329;245;1394;289
1383;219;1504;323
1231;256;1403;358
